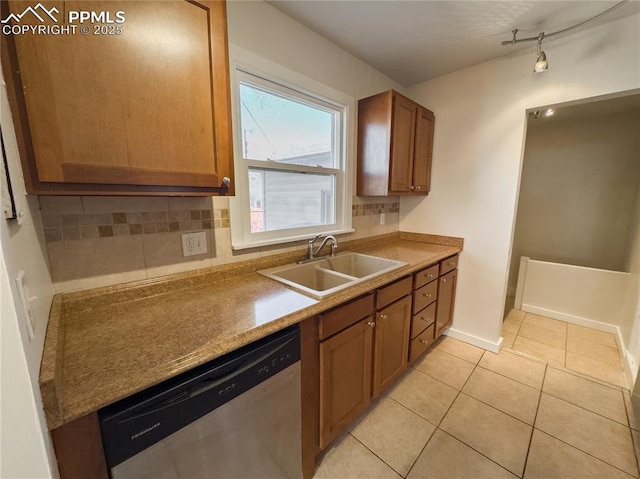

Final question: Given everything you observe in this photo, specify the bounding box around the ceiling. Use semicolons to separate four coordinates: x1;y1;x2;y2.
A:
267;1;640;86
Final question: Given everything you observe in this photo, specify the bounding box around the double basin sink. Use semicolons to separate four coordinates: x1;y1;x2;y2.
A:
259;252;408;299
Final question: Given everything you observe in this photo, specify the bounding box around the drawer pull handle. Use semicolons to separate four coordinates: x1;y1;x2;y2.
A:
441;278;447;283
420;339;429;345
448;261;455;266
423;293;431;298
416;186;422;190
425;273;433;278
367;321;376;328
420;316;428;321
380;314;388;320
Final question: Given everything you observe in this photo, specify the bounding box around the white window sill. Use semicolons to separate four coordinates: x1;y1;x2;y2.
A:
231;228;355;251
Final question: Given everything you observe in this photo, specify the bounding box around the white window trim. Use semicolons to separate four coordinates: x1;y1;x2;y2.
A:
228;46;354;250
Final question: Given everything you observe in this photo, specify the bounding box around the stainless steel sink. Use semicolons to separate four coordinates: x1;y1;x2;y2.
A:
258;252;407;299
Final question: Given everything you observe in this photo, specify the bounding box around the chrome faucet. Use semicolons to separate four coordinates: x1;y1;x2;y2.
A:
302;234;338;263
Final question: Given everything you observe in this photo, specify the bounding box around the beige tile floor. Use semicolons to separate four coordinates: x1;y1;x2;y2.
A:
502;309;627;388
314;336;640;479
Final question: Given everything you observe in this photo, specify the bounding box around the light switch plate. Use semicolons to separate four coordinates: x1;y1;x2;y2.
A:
182;232;207;257
15;271;36;341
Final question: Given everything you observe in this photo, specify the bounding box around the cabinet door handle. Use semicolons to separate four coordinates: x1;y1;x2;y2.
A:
379;314;388;320
416;186;421;191
367;321;376;328
409;186;415;191
441;278;447;283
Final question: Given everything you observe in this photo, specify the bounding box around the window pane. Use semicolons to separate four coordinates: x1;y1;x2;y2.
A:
239;83;336;168
249;168;335;233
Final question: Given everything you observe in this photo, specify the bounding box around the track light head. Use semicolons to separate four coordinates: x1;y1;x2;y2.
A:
534;51;548;73
534;34;548;73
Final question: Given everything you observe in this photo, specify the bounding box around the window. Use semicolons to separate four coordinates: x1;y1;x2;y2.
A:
230;68;352;249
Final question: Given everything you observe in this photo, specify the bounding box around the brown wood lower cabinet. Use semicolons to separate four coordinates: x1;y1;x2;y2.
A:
372;295;411;397
319;316;374;449
435;268;458;339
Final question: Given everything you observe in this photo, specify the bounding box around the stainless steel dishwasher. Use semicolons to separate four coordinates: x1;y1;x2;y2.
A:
99;325;301;479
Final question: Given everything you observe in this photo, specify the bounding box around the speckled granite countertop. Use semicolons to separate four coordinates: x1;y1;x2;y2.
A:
40;232;462;429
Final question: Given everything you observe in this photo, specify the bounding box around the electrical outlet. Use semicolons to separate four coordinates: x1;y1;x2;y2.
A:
379;212;385;225
182;232;207;257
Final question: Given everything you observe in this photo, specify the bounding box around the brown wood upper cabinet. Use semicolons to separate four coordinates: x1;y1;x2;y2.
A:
1;0;234;196
357;90;434;196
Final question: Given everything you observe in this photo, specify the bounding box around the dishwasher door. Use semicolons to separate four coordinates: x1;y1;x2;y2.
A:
100;325;302;479
111;362;301;479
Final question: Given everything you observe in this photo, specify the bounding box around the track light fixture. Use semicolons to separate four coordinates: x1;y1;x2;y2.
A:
534;33;548;73
502;0;628;74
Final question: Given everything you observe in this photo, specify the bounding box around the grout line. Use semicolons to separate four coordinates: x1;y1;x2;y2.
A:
625;415;640;477
522;362;548;478
402;424;436;478
456;389;536;429
435;428;521;478
347;431;406;478
621;390;640;478
475;363;543;391
404;359;480;478
512;314;627;389
539;391;632;427
532;426;639;478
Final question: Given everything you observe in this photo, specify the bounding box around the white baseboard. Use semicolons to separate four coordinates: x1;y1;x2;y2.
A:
444;327;502;353
522;304;619;335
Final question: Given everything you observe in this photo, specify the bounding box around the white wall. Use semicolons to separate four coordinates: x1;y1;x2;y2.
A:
622;179;640;377
509;109;640;294
226;1;402;100
401;14;640;349
1;74;57;476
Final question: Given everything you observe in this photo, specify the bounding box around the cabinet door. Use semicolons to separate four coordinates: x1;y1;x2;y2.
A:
435;269;458;338
372;296;411;397
413;107;434;193
4;0;233;194
389;95;416;193
319;317;373;449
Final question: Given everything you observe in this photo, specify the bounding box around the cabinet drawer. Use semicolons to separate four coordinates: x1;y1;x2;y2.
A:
440;255;459;275
409;323;435;363
414;264;439;289
411;303;436;339
319;294;374;340
376;277;412;310
412;280;438;314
